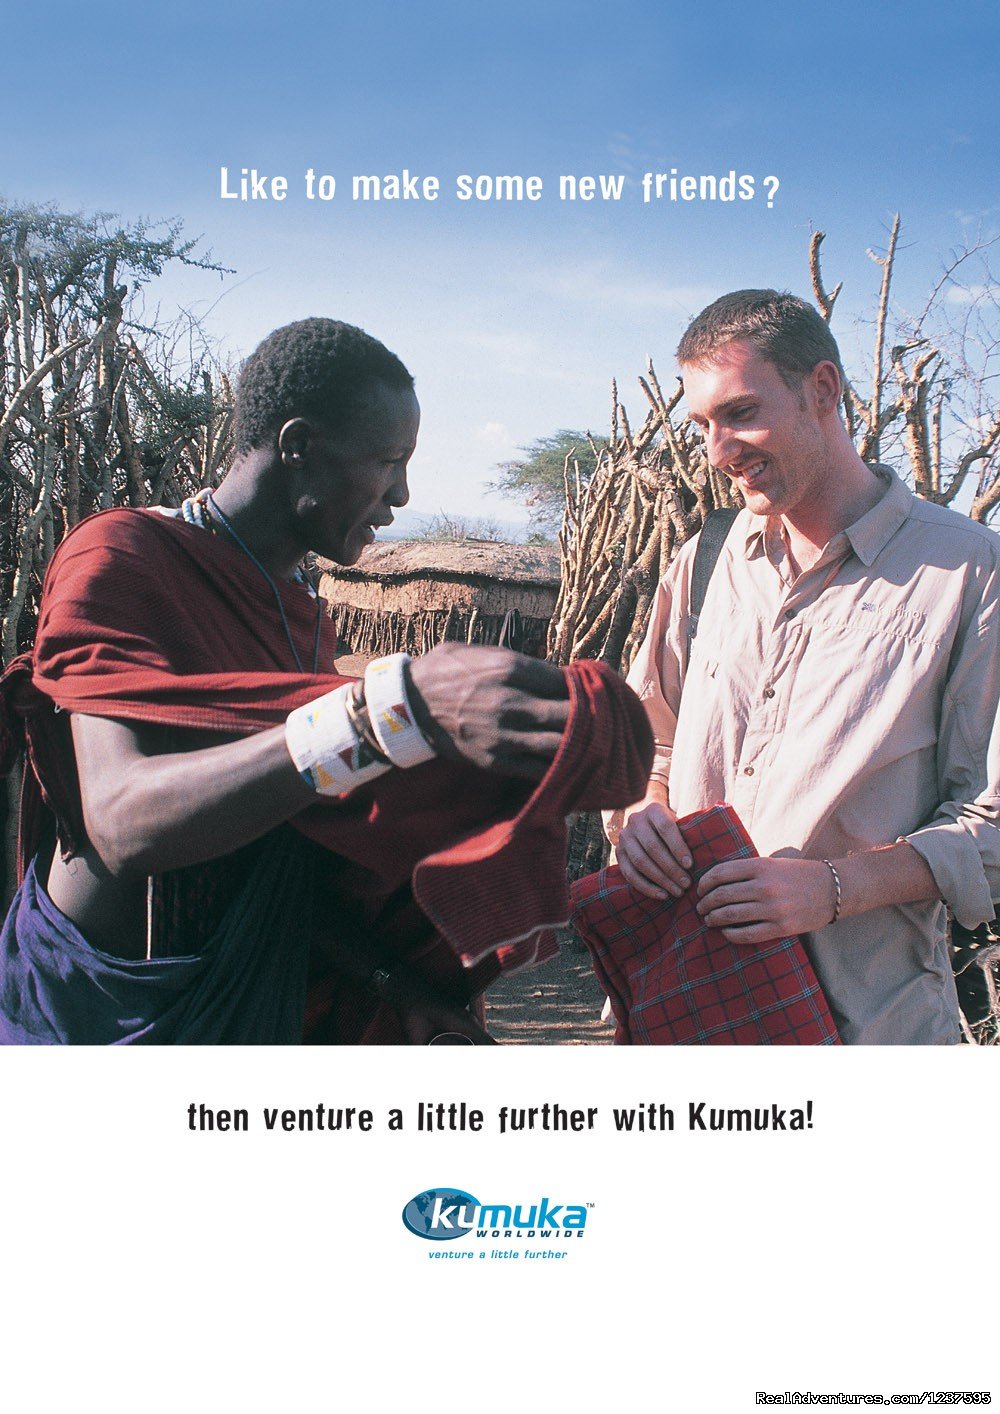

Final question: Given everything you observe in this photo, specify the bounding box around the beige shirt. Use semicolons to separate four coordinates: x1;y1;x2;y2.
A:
623;468;1000;1044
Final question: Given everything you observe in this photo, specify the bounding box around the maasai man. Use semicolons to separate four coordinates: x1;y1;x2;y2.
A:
0;318;652;1044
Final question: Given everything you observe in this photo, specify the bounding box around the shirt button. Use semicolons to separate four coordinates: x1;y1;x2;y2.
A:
786;608;797;619
743;765;755;776
763;687;775;699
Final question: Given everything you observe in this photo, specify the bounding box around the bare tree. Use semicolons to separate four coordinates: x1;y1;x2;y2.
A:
416;511;506;542
0;202;233;897
810;218;1000;520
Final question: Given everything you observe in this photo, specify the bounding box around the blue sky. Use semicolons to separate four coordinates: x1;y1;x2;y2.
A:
4;0;997;530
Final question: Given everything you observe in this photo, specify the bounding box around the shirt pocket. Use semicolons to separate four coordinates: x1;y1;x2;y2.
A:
786;616;943;774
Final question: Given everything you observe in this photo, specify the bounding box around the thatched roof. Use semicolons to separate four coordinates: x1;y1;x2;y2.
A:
314;539;560;586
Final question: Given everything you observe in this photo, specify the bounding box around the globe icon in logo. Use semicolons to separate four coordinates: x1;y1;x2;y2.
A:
402;1188;480;1240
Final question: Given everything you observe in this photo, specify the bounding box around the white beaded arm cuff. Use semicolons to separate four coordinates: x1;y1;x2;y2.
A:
285;683;393;796
363;653;437;768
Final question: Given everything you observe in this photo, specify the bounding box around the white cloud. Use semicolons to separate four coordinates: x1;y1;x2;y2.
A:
522;259;717;317
476;420;512;447
945;283;997;306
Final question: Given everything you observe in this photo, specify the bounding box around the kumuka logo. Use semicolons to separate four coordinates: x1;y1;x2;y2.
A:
402;1187;589;1241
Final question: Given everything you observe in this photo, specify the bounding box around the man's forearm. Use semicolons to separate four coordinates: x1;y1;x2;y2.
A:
697;838;943;944
627;775;670;816
76;717;319;875
605;775;669;847
830;839;941;919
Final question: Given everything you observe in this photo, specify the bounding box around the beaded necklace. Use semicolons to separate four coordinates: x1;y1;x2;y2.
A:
180;490;323;675
180;493;215;533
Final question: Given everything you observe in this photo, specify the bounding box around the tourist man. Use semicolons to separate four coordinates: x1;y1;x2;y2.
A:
613;290;1000;1043
0;317;651;1044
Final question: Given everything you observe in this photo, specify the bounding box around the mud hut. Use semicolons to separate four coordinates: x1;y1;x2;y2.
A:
314;539;560;659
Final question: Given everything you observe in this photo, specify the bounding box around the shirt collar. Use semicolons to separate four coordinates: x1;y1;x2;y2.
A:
740;464;913;568
842;465;912;565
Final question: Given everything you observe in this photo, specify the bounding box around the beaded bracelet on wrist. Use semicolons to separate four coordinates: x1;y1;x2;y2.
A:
364;653;437;768
285;682;393;795
344;679;390;764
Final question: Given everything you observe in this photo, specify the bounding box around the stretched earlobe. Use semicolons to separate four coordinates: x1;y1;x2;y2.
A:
277;417;312;466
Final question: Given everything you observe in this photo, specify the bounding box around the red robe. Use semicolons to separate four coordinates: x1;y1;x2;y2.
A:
1;509;653;1042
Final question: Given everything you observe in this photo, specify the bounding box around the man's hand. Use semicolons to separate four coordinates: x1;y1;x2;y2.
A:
696;856;838;944
407;643;569;780
617;799;693;899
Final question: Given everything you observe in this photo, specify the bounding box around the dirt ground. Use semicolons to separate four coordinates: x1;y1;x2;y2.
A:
484;929;614;1045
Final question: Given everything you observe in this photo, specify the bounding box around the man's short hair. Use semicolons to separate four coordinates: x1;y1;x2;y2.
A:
234;317;414;454
676;289;845;388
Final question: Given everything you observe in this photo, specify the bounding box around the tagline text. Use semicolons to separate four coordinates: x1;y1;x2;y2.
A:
217;166;783;209
186;1098;815;1135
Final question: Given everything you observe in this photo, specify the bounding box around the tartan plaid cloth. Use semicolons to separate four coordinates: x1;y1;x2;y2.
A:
570;803;841;1045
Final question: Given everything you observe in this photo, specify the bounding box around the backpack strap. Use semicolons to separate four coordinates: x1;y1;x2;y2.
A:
687;507;741;661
